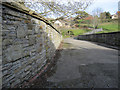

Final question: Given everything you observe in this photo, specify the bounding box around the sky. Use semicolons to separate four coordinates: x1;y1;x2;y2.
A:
86;0;119;15
50;0;119;18
24;0;119;18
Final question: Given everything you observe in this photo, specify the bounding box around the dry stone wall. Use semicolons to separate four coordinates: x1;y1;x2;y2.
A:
77;32;120;47
0;3;2;89
2;4;62;88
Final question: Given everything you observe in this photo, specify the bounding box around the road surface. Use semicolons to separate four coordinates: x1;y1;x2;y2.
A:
30;38;118;88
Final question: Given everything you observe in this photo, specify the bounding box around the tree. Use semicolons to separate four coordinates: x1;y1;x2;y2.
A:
105;12;111;19
100;12;106;22
100;12;111;22
75;11;89;19
92;8;103;29
20;0;93;19
73;11;89;24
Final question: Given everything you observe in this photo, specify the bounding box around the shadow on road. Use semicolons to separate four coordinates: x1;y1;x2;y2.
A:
28;44;118;88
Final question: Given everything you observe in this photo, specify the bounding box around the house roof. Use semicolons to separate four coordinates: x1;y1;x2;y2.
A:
54;20;62;24
84;16;93;20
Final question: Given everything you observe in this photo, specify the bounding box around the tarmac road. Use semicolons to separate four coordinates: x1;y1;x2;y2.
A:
46;38;118;88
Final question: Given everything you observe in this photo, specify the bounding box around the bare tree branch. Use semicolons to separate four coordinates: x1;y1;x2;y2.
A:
22;0;94;18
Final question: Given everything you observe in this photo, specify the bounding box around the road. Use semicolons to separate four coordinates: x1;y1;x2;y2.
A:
30;38;118;88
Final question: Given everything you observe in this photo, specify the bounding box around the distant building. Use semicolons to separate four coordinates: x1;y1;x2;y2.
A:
54;19;71;28
111;11;120;20
84;16;94;20
54;20;62;27
112;14;118;19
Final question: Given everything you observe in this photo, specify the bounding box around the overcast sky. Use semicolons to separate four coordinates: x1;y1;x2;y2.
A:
86;0;119;15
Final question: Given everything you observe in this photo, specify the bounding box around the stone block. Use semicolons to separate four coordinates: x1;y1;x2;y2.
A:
2;70;8;76
2;74;14;84
15;69;24;79
4;45;23;62
27;56;36;65
13;38;29;45
35;25;41;34
2;31;9;36
3;7;26;19
27;30;33;35
27;23;34;30
36;37;42;43
2;63;12;71
0;77;2;89
0;57;2;66
25;70;31;77
35;43;43;53
11;79;20;88
28;35;36;45
21;72;26;78
24;65;31;72
17;25;27;38
3;39;13;46
2;19;20;25
8;33;17;39
8;75;15;82
0;16;2;24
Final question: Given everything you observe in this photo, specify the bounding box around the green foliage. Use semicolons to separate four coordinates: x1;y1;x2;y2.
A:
77;23;94;28
106;12;111;19
100;12;111;22
74;11;89;21
75;11;89;17
77;19;85;23
97;22;118;33
60;28;92;38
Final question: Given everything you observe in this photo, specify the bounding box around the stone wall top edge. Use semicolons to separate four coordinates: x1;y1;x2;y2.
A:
1;0;61;34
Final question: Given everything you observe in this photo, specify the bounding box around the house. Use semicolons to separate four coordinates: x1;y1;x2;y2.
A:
112;14;118;19
54;20;62;27
112;11;120;19
84;16;94;20
54;19;71;28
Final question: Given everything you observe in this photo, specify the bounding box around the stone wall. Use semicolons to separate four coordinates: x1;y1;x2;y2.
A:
77;32;120;47
0;2;2;89
2;4;62;88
